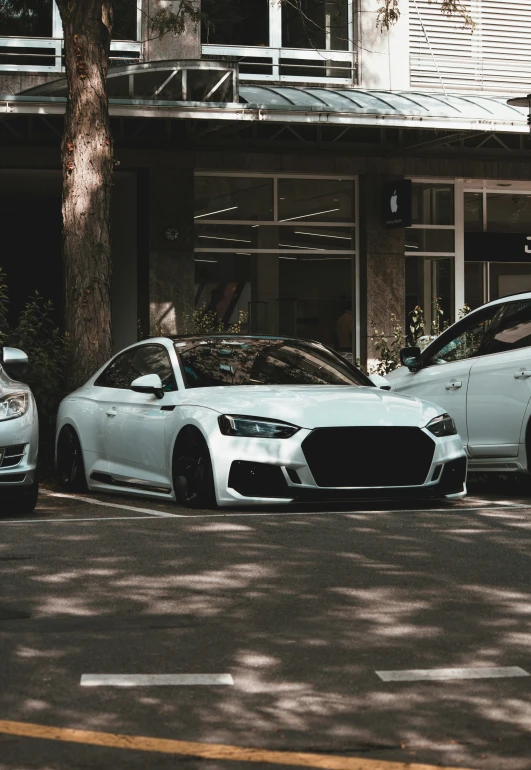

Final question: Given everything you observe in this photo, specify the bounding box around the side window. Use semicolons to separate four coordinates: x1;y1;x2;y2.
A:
480;301;531;356
95;350;136;389
131;345;177;392
95;345;177;391
424;304;505;366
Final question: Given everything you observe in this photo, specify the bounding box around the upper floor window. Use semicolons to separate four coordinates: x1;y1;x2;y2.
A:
202;0;355;85
0;0;53;37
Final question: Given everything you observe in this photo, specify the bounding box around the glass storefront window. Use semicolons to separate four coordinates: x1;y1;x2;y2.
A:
411;183;454;226
195;223;355;251
278;178;354;223
464;263;485;310
486;193;531;233
464;192;483;232
201;0;269;46
405;228;455;253
194;177;274;221
405;257;454;336
282;0;349;51
489;263;531;300
0;0;53;36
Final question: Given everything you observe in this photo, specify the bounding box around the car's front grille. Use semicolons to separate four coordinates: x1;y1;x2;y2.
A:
0;444;26;468
302;427;435;488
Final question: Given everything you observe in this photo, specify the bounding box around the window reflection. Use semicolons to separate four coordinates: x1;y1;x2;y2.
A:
0;0;53;36
282;0;349;51
195;177;274;221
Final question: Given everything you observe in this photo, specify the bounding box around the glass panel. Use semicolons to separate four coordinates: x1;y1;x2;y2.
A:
405;229;455;253
464;192;483;232
0;0;53;36
112;0;137;40
201;0;269;46
464;262;485;310
282;0;349;51
194;252;353;350
405;257;454;337
489;263;531;300
411;183;454;225
487;193;531;233
278;178;354;223
195;224;355;250
194;177;274;221
280;58;351;79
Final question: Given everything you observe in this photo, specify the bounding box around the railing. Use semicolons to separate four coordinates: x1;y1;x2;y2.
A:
202;44;356;86
0;37;143;73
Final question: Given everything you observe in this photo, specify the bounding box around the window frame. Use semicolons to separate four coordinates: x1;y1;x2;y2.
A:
201;0;356;85
0;1;142;73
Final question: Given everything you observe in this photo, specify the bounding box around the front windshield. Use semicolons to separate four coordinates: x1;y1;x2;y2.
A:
176;338;369;388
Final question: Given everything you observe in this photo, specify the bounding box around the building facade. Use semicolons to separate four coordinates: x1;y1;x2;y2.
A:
0;0;530;365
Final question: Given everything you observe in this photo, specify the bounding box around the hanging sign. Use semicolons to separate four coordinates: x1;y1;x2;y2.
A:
465;233;531;262
383;179;412;228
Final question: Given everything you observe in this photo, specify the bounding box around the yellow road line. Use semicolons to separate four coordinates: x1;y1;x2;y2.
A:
0;718;473;770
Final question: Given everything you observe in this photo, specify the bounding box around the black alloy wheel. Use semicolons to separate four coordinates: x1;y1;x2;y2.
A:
172;427;216;509
56;427;87;492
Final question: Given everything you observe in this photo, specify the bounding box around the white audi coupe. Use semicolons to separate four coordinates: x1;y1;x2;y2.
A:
56;336;467;508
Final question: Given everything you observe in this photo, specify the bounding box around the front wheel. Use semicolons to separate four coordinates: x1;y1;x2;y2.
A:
172;428;216;509
56;427;87;492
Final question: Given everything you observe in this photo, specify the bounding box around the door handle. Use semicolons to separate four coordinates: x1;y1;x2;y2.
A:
445;380;462;390
106;408;117;417
514;370;531;379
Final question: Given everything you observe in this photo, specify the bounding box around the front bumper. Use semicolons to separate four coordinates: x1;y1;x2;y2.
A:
0;407;38;489
210;428;467;507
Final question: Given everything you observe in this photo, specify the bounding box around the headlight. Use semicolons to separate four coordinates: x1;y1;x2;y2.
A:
218;414;300;439
0;392;29;421
426;413;457;437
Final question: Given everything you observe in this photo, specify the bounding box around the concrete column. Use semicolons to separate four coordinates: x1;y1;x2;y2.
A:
358;174;405;368
358;0;410;90
143;0;201;61
149;167;195;336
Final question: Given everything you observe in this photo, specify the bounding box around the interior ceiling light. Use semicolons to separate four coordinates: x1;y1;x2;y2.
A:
194;206;238;219
198;236;251;243
294;231;350;240
279;208;340;223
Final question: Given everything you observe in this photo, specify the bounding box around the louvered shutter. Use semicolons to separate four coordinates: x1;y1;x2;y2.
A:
410;0;531;95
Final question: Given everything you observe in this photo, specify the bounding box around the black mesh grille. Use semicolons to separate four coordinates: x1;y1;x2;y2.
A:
0;445;25;468
302;427;435;488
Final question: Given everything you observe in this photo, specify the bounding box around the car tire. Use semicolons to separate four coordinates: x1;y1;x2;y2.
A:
172;427;217;509
56;427;87;492
9;476;39;515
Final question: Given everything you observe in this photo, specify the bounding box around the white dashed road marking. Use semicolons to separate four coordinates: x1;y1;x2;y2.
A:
44;491;189;517
376;666;530;682
80;674;234;687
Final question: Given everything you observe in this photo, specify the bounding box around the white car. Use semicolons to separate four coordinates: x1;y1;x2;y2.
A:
56;336;467;508
0;347;39;513
386;292;531;474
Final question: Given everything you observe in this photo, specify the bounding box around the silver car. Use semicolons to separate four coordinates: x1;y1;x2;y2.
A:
0;348;39;513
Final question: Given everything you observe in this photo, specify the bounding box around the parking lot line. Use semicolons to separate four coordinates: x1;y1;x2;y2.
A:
376;666;530;682
80;674;234;686
44;491;189;518
0;718;475;770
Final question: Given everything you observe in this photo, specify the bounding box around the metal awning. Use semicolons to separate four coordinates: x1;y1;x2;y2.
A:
3;60;528;134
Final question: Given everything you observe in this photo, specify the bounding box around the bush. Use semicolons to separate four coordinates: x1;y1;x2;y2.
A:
0;269;67;468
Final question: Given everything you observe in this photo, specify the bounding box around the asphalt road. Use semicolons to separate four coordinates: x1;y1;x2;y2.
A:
0;482;530;770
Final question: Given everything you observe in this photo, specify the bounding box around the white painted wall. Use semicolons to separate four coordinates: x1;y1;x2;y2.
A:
358;0;410;91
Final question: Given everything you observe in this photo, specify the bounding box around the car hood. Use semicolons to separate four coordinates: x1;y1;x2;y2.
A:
178;385;443;430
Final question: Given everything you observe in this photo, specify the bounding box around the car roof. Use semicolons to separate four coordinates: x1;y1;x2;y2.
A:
169;334;324;345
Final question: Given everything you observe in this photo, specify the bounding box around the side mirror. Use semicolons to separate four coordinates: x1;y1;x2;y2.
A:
400;346;422;372
130;373;164;399
2;347;29;380
368;373;391;391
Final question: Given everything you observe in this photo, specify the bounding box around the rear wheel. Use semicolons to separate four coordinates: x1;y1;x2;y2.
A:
57;427;87;492
172;427;216;509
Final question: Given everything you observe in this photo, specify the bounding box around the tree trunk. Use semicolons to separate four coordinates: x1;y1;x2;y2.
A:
56;0;113;385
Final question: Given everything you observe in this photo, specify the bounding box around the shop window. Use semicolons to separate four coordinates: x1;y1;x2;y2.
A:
194;177;274;221
405;257;454;336
0;0;53;37
405;229;455;253
464;193;483;232
411;183;454;226
278;178;354;223
464;263;485;310
282;0;349;51
486;194;531;234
